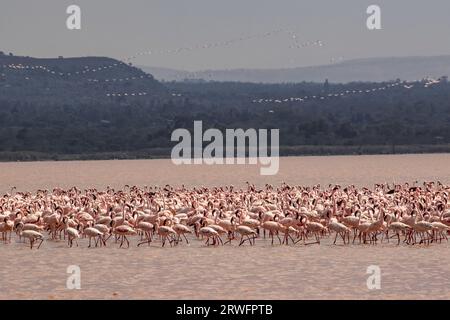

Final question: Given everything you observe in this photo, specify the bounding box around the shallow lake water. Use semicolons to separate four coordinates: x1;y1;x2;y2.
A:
0;154;449;299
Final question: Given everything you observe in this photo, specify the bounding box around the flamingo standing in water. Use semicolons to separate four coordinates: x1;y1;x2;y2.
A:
154;221;177;247
0;181;448;249
236;225;258;246
110;220;137;248
21;230;44;249
83;226;106;248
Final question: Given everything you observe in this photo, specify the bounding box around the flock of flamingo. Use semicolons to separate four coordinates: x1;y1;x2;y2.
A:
0;182;449;249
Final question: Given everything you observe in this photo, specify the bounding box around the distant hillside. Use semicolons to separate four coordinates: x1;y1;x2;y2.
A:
0;53;166;102
1;52;450;160
142;55;450;83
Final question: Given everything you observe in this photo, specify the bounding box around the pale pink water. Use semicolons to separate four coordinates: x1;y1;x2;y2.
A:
0;154;449;194
0;154;449;300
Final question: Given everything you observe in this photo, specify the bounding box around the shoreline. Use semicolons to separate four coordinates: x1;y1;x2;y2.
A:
1;144;450;162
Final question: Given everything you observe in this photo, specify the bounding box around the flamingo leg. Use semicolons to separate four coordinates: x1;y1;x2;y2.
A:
333;232;338;244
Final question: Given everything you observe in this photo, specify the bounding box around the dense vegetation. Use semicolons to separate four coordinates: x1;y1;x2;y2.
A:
1;53;450;160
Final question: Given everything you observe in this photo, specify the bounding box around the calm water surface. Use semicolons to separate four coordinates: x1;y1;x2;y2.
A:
0;154;449;194
0;154;449;299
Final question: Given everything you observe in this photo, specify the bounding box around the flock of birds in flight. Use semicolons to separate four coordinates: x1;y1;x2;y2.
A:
252;77;443;105
1;28;447;105
1;29;318;77
2;61;444;105
0;182;449;249
0;28;323;99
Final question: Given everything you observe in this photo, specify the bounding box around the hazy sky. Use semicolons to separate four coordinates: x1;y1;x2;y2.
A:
1;0;450;70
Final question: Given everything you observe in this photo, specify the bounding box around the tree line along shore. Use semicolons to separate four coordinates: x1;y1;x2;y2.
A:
1;144;449;162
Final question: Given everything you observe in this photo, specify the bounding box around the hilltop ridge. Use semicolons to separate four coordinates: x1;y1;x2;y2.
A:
142;55;450;83
0;53;166;102
0;52;449;160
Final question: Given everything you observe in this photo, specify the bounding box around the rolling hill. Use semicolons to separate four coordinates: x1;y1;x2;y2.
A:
0;52;450;160
0;53;167;103
142;55;450;83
